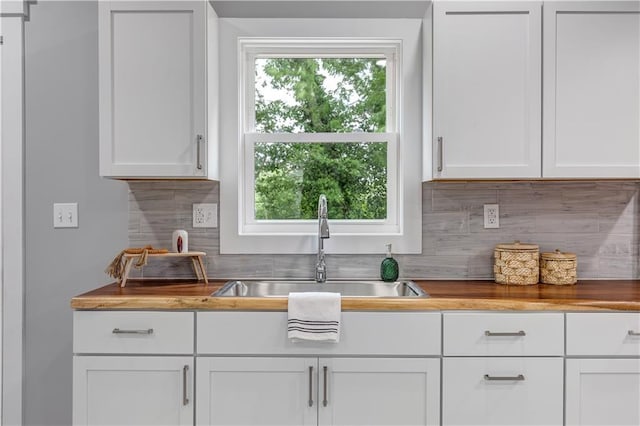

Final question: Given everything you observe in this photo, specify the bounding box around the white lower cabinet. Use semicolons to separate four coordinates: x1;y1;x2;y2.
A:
72;311;196;426
73;356;194;426
73;309;640;426
565;313;640;425
318;357;440;426
565;359;640;426
443;357;563;425
195;311;442;426
196;356;440;426
442;312;564;426
196;357;315;426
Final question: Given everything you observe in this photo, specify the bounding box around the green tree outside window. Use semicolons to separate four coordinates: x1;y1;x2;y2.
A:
254;58;388;220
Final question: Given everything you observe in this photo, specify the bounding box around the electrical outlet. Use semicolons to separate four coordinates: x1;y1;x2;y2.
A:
53;203;78;228
484;204;499;229
193;203;217;228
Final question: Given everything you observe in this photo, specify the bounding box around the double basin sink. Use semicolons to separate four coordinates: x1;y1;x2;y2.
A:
212;279;428;298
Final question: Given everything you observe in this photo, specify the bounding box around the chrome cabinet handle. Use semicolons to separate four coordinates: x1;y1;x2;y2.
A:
484;374;525;381
183;365;189;406
437;137;443;172
112;328;153;335
196;134;203;170
628;330;640;336
308;366;314;407
485;330;526;337
322;366;328;407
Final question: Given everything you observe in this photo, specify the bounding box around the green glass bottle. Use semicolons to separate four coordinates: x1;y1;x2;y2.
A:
380;243;399;282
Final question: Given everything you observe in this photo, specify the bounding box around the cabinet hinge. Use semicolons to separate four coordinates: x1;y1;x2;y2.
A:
0;36;4;45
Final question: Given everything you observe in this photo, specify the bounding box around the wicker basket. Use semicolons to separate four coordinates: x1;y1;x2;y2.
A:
540;249;577;285
494;241;539;285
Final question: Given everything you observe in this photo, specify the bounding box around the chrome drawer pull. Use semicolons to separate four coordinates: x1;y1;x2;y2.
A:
628;330;640;336
437;137;443;172
112;328;154;335
308;366;314;407
183;365;189;406
196;134;203;170
484;330;526;337
484;374;525;381
322;366;328;407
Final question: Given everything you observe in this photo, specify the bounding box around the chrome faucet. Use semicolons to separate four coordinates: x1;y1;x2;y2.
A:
315;194;330;283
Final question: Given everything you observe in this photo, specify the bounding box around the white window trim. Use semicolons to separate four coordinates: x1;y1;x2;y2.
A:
219;18;423;254
240;40;401;236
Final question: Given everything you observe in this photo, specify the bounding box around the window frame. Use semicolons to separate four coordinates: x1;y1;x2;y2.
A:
240;39;401;235
219;18;423;254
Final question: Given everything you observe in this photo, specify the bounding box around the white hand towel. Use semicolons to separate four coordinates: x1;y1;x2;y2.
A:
288;292;341;342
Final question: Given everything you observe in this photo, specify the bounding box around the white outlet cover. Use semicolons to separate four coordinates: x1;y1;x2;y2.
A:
193;203;217;228
53;202;78;228
483;204;499;229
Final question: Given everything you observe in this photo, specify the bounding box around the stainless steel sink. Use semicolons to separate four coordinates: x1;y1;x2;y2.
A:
212;280;428;298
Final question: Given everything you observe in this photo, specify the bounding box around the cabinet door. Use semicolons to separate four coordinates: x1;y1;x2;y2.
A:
196;357;317;426
98;1;207;178
433;1;541;179
73;356;194;426
318;358;440;426
442;357;563;425
543;2;640;178
566;359;640;426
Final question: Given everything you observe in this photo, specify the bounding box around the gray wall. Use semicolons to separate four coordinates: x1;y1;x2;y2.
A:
17;2;640;424
24;2;128;425
129;180;640;280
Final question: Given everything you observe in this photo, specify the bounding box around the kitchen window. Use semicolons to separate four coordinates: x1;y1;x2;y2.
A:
219;19;422;254
242;40;399;234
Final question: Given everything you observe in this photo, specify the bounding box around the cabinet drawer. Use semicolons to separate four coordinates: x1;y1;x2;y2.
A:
443;357;563;426
197;311;441;356
73;311;194;354
443;312;564;356
566;313;640;356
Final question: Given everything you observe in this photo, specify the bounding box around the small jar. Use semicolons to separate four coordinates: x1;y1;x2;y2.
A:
540;249;577;285
494;241;539;285
172;230;189;253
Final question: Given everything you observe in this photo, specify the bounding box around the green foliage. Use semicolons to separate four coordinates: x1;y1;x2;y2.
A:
254;58;388;220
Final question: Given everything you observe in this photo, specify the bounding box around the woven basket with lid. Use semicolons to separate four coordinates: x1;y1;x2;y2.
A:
540;249;577;285
494;241;539;285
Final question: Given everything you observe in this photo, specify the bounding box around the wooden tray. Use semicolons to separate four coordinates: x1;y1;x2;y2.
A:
119;251;208;287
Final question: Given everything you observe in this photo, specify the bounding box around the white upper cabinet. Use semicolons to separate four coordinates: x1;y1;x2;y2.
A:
433;1;542;179
543;2;640;178
99;1;218;179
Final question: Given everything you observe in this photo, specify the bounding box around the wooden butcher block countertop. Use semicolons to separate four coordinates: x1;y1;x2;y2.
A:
71;279;640;311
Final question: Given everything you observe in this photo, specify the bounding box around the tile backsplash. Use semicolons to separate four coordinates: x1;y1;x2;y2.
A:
128;181;640;280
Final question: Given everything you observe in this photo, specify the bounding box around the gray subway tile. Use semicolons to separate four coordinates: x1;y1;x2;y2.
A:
535;213;599;233
127;180;640;280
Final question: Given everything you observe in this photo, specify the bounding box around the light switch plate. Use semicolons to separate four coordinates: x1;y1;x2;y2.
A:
53;203;78;228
